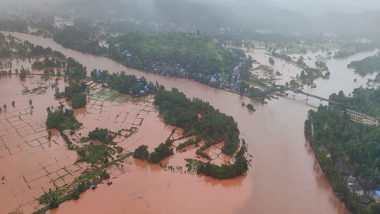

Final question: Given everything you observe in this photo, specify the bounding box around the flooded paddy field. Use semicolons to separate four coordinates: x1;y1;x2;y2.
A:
0;74;79;213
0;65;229;213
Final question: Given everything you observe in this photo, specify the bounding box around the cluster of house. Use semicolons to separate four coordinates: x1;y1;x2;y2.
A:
336;160;364;196
346;109;379;126
54;16;74;29
346;176;364;196
336;160;380;203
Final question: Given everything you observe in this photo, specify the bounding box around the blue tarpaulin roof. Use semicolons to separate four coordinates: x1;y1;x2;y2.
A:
375;190;380;197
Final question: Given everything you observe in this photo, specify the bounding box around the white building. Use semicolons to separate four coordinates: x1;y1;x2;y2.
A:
346;109;379;126
54;16;74;29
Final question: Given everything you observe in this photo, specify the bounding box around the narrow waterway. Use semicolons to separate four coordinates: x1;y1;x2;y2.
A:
6;32;376;214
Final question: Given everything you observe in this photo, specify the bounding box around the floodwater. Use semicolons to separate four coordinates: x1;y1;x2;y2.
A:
0;74;80;213
4;32;377;214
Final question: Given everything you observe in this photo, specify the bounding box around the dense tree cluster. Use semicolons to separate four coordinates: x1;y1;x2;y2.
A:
348;53;380;76
109;33;240;81
133;140;174;163
32;57;66;69
246;103;255;111
0;33;65;58
305;88;380;213
154;87;240;155
64;57;87;80
177;139;198;151
54;25;106;55
133;145;150;161
91;70;155;96
46;107;82;131
148;140;174;163
329;88;380;117
62;82;87;109
197;144;248;179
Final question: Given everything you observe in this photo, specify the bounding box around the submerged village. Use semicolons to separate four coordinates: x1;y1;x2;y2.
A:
2;2;380;213
0;33;251;213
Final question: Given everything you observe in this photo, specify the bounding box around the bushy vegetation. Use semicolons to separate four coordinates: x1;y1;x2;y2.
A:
305;88;380;213
177;139;198;151
78;144;112;165
246;103;255;111
329;88;380;117
61;81;87;109
64;57;87;80
0;33;63;58
132;140;174;163
71;93;87;109
133;145;150;161
109;33;239;80
88;128;114;144
154;87;240;155
37;167;111;213
54;25;106;55
46;107;81;131
348;53;380;76
148;140;174;163
91;70;155;96
189;141;249;179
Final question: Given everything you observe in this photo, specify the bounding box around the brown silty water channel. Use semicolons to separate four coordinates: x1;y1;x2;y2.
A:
3;32;377;214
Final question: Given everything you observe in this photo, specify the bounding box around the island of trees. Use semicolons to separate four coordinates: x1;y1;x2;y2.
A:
348;52;380;76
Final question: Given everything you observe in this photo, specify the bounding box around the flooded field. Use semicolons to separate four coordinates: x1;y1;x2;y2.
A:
2;32;377;214
0;74;79;213
0;60;229;213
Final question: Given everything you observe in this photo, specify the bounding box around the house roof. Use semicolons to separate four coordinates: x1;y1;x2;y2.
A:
349;184;364;191
375;190;380;197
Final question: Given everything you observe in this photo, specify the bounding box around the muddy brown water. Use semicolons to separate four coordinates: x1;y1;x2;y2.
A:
3;31;377;214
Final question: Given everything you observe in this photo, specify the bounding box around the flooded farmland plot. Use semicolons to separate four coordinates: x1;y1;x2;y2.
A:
0;71;228;213
0;74;82;213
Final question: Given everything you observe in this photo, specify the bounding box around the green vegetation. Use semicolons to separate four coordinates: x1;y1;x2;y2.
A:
189;141;249;179
78;143;112;165
269;57;275;65
46;107;82;131
54;25;106;55
109;33;240;82
305;88;380;213
246;103;255;111
148;140;174;163
133;140;174;163
35;166;113;214
271;52;292;62
154;87;240;156
32;57;65;69
299;67;323;85
177;139;198;151
133;145;150;161
315;60;328;71
60;81;88;109
334;43;374;59
71;93;87;109
64;57;87;80
0;33;63;58
88;128;113;144
329;88;380;116
348;53;380;76
91;70;155;96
